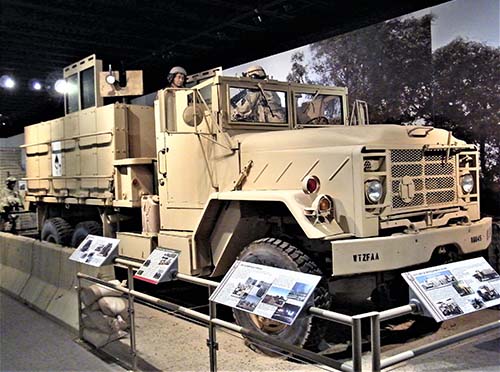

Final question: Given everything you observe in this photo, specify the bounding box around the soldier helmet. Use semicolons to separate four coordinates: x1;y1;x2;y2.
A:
245;65;267;79
5;176;16;184
169;66;187;76
167;66;187;88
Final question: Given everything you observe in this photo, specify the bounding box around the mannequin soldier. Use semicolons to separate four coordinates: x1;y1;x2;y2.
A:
167;66;187;88
231;65;286;123
0;176;22;232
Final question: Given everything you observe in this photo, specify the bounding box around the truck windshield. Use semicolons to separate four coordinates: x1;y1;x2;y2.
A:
229;86;287;124
295;92;343;125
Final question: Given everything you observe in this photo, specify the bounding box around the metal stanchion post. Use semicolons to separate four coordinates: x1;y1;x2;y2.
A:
371;313;381;372
352;315;363;372
207;287;218;372
127;265;138;371
77;276;84;340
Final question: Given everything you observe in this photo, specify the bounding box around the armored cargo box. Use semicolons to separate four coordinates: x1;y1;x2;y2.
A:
23;103;155;207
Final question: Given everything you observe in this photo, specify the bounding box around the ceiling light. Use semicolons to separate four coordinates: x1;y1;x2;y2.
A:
0;75;15;89
5;78;15;88
253;8;263;23
32;81;42;90
54;79;67;94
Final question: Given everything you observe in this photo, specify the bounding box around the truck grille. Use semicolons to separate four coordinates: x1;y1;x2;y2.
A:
390;149;457;210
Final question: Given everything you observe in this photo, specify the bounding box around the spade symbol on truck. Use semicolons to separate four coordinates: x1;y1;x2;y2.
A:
54;154;62;174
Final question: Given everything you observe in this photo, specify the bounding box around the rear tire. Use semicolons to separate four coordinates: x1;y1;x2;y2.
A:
232;237;331;356
71;221;103;248
41;217;73;246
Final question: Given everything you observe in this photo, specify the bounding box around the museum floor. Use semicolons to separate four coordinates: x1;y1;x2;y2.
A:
1;291;498;371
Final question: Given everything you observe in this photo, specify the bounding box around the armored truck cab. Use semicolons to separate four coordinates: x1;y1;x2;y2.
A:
150;73;491;352
153;74;491;277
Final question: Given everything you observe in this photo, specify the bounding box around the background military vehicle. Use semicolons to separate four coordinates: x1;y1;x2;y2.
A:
473;268;499;282
23;56;493;353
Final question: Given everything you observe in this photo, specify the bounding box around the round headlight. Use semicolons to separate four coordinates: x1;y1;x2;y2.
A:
460;174;474;194
365;180;383;203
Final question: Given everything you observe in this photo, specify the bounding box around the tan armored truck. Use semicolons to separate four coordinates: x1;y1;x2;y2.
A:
23;56;493;351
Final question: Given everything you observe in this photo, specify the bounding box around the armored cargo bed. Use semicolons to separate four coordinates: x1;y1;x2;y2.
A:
23;103;155;208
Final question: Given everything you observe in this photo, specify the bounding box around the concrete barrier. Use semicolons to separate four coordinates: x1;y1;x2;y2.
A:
46;246;80;329
20;240;61;311
1;233;116;330
0;235;82;332
0;232;34;296
43;247;115;329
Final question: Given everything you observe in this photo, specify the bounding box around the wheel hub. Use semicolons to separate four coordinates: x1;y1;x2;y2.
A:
249;314;287;334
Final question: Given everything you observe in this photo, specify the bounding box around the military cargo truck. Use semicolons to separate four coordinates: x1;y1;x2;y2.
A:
24;56;493;352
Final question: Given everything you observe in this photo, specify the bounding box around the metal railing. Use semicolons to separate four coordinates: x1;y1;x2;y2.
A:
76;258;500;372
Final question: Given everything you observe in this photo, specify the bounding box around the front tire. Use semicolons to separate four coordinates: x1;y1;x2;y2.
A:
487;222;500;273
232;237;330;356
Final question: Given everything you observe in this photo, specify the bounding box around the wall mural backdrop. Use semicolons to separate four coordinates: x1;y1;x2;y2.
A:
225;0;500;215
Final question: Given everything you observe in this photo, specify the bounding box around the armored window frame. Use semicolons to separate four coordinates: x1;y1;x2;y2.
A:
63;55;103;115
290;86;348;128
221;78;292;130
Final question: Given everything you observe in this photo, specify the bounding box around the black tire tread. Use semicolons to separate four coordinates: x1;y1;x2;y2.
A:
488;222;500;273
235;237;331;353
71;220;103;247
41;217;73;246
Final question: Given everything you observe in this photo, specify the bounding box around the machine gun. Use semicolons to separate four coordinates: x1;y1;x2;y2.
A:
230;89;248;108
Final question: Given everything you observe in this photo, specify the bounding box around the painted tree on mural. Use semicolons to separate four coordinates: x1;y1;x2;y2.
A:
293;15;433;123
286;51;312;84
433;39;500;214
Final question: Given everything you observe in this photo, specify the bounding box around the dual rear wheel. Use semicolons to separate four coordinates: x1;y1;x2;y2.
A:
41;218;102;247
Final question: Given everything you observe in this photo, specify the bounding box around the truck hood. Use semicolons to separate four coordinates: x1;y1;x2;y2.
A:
233;125;468;152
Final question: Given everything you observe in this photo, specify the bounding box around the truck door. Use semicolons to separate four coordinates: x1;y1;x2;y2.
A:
156;88;218;231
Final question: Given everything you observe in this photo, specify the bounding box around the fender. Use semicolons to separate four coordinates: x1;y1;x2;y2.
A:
192;190;346;276
195;190;345;240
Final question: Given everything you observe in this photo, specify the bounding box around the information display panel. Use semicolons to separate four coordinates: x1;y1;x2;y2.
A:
402;257;500;322
69;235;119;267
133;247;179;284
210;260;321;326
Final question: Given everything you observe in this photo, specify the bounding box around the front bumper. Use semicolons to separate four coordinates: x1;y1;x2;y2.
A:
330;217;492;276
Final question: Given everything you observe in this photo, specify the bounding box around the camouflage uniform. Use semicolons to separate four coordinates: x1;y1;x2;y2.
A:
232;65;286;124
0;177;22;232
232;90;286;123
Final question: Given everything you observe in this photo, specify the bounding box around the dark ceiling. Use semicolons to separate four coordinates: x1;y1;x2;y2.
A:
0;0;448;137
